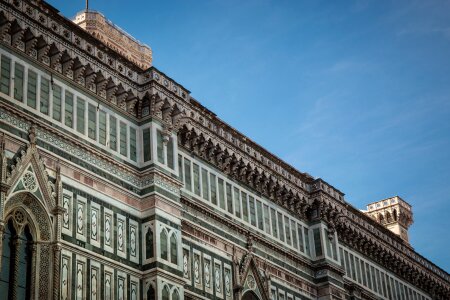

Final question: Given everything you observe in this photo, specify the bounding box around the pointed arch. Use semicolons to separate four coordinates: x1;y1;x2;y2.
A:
243;290;261;300
147;283;155;300
5;143;56;213
170;232;178;265
0;219;15;298
4;192;53;242
145;226;154;259
162;285;170;300
171;288;180;300
0;210;35;299
160;228;168;260
1;140;57;299
386;211;392;222
237;255;271;300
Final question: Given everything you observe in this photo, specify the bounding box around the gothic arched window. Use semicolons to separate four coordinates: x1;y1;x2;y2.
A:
17;225;33;299
146;228;154;259
170;233;177;265
147;284;155;300
162;285;170;300
160;230;168;260
172;289;180;300
386;211;392;222
0;219;33;299
0;220;15;296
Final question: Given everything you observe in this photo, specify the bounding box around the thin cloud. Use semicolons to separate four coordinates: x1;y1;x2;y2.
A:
397;26;450;39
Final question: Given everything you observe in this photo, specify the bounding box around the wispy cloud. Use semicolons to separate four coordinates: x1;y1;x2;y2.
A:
325;60;373;74
397;26;450;39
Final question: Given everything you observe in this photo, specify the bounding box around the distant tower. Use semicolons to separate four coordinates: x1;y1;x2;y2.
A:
365;196;414;243
73;10;152;69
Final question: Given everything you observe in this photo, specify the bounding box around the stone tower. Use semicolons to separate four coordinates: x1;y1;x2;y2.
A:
73;10;153;69
365;196;414;243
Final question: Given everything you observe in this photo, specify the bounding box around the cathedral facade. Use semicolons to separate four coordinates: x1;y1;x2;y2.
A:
0;0;448;299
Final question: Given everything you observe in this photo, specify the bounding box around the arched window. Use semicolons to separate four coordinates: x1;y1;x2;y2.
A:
147;284;155;300
172;289;180;300
386;211;392;222
0;220;15;297
160;230;168;260
17;225;33;299
393;209;398;221
242;290;260;300
146;228;154;259
0;219;33;299
170;233;177;265
162;285;170;300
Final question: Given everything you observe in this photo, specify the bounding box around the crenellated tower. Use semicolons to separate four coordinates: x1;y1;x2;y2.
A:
365;196;414;243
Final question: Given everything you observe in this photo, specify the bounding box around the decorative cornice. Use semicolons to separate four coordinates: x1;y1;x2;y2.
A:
178;125;311;221
331;207;450;299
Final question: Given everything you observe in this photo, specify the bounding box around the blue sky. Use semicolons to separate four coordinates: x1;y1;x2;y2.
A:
49;0;450;271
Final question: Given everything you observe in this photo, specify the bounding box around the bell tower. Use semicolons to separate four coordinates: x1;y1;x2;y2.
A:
365;196;414;243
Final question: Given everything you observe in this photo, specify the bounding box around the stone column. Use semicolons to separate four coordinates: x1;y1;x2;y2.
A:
52;195;65;300
11;237;21;300
30;243;37;300
0;223;5;271
0;190;5;222
53;243;62;300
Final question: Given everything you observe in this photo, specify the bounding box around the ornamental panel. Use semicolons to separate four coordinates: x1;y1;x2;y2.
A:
90;202;101;248
103;266;114;300
76;196;87;242
62;190;73;236
60;253;71;300
117;271;127;300
214;259;223;298
129;219;139;263
116;213;127;258
224;264;233;300
90;260;101;300
130;276;139;300
204;254;213;294
103;208;114;253
75;256;87;300
182;246;191;282
193;250;202;290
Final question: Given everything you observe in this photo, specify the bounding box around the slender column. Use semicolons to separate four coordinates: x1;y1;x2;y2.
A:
53;160;64;300
53;243;62;300
0;189;6;223
30;243;37;300
0;223;5;270
11;237;21;300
